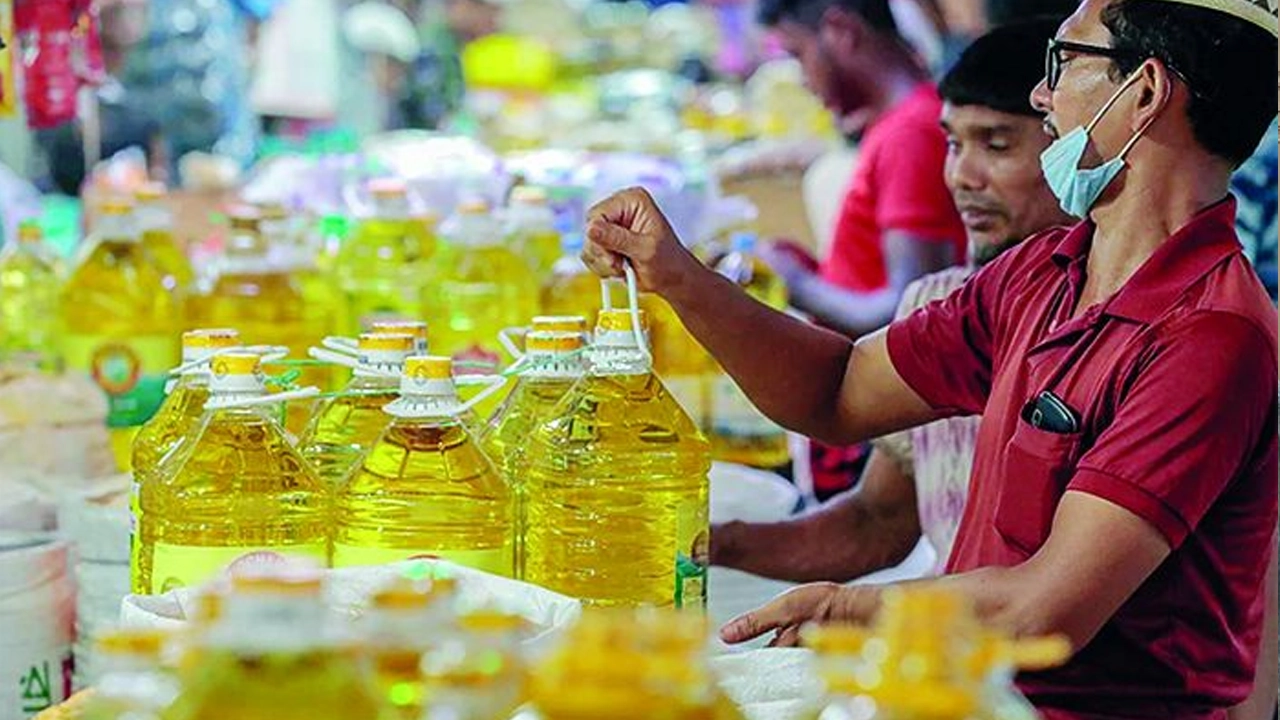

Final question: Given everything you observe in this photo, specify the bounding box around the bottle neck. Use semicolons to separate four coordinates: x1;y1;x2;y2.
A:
97;215;138;243
521;351;586;380
586;343;651;376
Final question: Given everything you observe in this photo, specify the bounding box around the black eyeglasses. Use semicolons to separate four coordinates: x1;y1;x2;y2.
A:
1045;38;1137;91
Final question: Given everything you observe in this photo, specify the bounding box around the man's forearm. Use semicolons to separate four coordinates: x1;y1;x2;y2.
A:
713;486;921;583
665;266;857;440
790;273;901;340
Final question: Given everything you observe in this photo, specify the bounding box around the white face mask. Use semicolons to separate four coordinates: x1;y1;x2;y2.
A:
1039;69;1164;218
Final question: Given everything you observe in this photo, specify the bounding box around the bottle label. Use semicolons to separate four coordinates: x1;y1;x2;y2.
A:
332;544;514;577
674;499;709;609
148;543;329;594
664;375;707;426
63;334;175;429
710;374;784;440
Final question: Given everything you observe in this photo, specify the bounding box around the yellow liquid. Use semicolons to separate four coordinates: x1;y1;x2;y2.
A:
60;239;181;471
334;419;514;575
524;372;710;608
168;649;382;720
187;272;329;433
133;407;330;594
709;253;790;468
132;377;211;481
337;217;428;334
142;228;195;293
640;295;712;430
425;243;538;366
481;374;579;578
519;228;562;277
298;375;399;486
0;243;61;369
540;255;604;322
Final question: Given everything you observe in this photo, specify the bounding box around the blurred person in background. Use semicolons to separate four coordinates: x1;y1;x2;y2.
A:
37;0;168;195
393;0;503;129
713;18;1070;582
1231;117;1277;302
751;0;964;497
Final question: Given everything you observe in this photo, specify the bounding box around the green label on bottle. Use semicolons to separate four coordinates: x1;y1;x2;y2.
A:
63;334;175;429
674;499;709;609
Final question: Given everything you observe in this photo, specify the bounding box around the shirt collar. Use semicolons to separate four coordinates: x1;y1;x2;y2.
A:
1049;197;1243;324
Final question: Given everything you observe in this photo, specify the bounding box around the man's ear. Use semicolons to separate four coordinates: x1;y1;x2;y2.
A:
1131;57;1176;133
817;6;865;58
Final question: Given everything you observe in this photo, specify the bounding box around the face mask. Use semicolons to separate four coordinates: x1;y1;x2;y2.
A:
1040;70;1161;218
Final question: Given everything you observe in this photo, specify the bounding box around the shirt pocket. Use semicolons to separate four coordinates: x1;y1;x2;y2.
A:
994;418;1083;556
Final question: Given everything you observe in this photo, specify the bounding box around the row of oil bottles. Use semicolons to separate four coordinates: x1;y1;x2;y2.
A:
130;303;713;610
0;181;790;472
81;564;1067;720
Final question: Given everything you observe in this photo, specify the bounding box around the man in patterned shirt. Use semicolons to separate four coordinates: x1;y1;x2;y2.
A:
711;18;1070;580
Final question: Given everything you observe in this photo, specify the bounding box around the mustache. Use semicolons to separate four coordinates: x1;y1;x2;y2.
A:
952;195;1006;214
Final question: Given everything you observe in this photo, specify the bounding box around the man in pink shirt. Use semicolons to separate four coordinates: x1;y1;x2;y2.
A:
582;0;1278;716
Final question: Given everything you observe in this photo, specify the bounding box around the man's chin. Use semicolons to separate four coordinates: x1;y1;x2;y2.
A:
970;236;1025;267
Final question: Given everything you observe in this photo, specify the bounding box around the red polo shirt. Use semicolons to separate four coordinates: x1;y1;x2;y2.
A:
887;198;1278;719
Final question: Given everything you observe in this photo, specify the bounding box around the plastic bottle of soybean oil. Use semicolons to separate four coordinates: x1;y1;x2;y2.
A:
337;179;428;334
362;576;458;720
524;308;711;608
166;567;382;720
334;356;514;575
134;183;194;294
506;185;561;276
299;332;416;485
133;352;328;594
0;220;62;370
539;232;605;322
481;330;587;578
708;232;789;468
60;199;181;472
82;628;180;720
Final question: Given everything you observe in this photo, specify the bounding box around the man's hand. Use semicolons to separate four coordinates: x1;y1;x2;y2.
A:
719;583;882;647
583;187;704;296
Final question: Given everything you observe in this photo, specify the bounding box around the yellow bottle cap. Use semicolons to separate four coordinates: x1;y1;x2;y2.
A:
458;610;526;634
531;315;587;334
99;198;134;216
458;199;489;215
229;566;324;595
526;332;584;354
16;222;42;243
182;328;241;350
371;578;437;610
597;309;647;333
369;320;429;344
358;333;416;352
134;182;168;202
94;628;169;657
255;201;289;221
226;206;260;231
510;185;548;206
405;355;453;381
210;353;261;377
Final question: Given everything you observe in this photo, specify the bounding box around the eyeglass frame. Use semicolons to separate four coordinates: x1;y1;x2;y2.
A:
1045;38;1140;92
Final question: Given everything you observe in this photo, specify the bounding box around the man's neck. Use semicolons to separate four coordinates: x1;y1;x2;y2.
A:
1077;156;1232;313
843;51;925;136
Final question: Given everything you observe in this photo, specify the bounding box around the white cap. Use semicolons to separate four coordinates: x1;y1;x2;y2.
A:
1155;0;1277;35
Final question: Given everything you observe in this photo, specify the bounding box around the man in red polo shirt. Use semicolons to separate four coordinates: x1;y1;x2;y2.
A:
580;0;1278;715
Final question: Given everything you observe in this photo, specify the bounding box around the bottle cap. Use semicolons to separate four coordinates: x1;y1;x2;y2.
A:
135;182;167;202
94;628;169;657
597;309;647;333
369;178;407;198
531;316;587;334
358;333;415;352
526;332;583;354
99;198;134;216
182;328;241;351
255;201;289;221
510;185;549;206
369;320;429;350
404;355;454;382
458;199;490;215
226;205;261;232
229;565;324;596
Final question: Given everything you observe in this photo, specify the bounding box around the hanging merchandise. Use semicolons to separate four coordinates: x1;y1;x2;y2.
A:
60;199;181;472
524;270;711;608
333;355;513;574
132;351;325;595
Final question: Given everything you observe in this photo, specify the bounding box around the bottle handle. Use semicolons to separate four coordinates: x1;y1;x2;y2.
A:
454;374;510;414
498;326;528;360
168;344;291;377
599;262;651;361
307;347;399;378
321;336;360;355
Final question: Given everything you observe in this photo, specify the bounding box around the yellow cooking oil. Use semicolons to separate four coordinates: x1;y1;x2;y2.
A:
334;356;514;575
131;328;241;483
708;232;789;468
133;352;330;595
337;179;428;334
168;567;382;720
425;200;538;373
524;309;711;608
0;220;62;370
257;202;341;362
420;609;528;720
481;331;586;578
187;206;325;433
641;293;713;432
299;332;415;485
539;232;613;323
61;199;182;472
506;185;560;276
134;182;194;294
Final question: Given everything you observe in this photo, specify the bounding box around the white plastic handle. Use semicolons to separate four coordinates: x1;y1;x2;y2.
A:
454;374;510;414
307;347;400;378
168;344;291;377
214;386;322;409
321;336;360;355
600;263;651;360
498;326;528;360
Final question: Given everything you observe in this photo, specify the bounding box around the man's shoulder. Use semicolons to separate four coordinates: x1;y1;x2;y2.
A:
897;267;974;317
